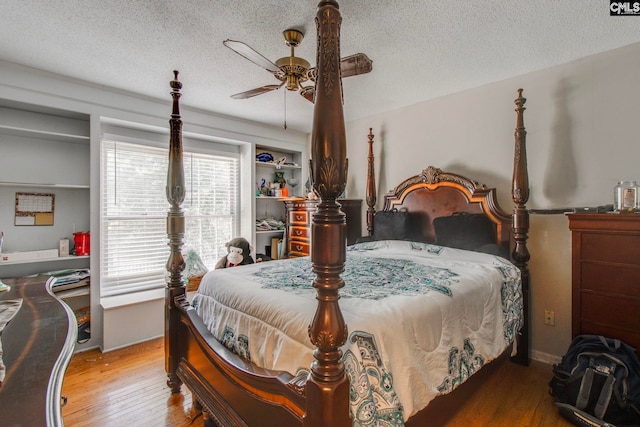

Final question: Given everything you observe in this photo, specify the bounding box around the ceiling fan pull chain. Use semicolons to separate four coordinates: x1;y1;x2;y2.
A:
283;88;287;130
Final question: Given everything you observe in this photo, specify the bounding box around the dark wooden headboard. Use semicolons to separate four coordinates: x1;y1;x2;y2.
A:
379;166;512;252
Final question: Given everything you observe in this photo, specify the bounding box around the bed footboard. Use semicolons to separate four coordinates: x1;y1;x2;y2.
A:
173;295;306;427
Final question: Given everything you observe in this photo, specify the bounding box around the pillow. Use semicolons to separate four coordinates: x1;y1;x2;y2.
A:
433;213;495;251
476;243;510;259
371;209;411;241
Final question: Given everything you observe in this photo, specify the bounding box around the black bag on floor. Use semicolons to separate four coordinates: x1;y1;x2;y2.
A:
549;335;640;427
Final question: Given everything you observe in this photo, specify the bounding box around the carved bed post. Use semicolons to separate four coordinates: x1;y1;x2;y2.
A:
305;1;351;426
366;128;376;236
165;70;187;392
511;88;531;366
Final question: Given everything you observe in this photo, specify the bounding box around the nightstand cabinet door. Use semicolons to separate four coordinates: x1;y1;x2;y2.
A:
567;213;640;354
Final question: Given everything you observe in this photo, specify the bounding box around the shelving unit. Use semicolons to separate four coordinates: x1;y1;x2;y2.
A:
254;146;304;257
0;99;92;349
1;255;89;266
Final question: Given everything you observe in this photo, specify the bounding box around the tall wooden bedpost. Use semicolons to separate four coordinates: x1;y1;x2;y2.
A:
366;128;376;236
165;70;187;392
511;88;531;366
305;1;351;426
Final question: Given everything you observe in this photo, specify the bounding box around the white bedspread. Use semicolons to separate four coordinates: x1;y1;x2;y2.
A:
192;240;522;426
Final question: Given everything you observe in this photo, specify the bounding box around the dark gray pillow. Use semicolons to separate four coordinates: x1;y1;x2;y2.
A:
433;213;495;251
372;210;411;241
476;243;510;259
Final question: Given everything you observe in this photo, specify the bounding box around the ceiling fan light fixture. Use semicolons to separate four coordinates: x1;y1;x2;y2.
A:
275;56;310;91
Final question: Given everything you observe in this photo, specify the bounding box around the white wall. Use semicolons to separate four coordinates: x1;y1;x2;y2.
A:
0;60;308;352
345;41;640;361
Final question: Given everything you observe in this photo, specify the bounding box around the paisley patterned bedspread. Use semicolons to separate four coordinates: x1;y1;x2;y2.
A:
191;240;523;425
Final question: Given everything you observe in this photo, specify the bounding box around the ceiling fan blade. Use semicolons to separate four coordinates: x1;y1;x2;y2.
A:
223;39;284;77
299;86;315;103
306;53;372;82
230;83;283;100
340;53;373;78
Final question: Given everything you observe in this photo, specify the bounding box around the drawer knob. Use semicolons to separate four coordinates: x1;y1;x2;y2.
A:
295;215;303;220
295;230;302;235
295;245;303;251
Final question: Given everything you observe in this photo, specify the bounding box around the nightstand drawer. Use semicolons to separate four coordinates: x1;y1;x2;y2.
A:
289;210;310;225
289;226;310;240
288;240;310;256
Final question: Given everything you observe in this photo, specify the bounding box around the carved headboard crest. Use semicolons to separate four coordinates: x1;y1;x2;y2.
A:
390;165;487;201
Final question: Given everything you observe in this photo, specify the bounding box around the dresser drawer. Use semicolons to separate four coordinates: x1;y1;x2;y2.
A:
581;263;640;298
581;292;640;328
289;210;310;225
581;233;640;265
288;240;310;256
289;226;310;241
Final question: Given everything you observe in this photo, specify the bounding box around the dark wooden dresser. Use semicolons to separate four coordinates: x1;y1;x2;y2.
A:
567;213;640;353
0;275;76;426
283;199;362;257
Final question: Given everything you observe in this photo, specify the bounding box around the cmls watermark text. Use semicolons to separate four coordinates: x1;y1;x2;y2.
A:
610;1;640;15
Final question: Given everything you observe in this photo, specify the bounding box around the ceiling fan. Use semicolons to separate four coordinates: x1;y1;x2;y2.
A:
223;29;372;103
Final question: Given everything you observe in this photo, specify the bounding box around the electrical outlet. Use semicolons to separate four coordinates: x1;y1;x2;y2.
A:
544;310;555;326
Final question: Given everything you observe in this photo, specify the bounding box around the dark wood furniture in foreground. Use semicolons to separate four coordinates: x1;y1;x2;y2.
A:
164;1;531;426
0;276;76;427
567;213;640;353
284;198;362;257
62;337;572;427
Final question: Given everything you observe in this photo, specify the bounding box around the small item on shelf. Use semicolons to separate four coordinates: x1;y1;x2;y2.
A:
256;218;284;231
59;238;69;257
73;232;90;256
274;156;287;169
287;178;299;197
256;152;274;163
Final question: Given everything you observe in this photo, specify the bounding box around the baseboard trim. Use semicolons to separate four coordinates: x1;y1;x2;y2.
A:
531;349;561;365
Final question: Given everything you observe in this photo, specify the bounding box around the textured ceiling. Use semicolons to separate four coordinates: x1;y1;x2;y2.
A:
2;1;640;133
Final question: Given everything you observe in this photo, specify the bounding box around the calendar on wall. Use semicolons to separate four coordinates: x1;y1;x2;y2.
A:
15;192;55;226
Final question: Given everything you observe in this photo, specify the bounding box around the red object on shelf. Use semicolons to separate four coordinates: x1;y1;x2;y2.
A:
73;232;90;256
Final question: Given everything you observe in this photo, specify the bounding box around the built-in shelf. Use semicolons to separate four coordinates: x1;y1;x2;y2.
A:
0;124;89;144
53;286;90;299
0;181;89;189
256;229;285;234
0;255;90;266
255;161;301;170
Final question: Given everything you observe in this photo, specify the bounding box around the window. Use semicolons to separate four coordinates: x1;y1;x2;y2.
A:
101;139;239;297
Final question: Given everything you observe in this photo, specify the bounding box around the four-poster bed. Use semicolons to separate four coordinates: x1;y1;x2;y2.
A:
164;1;530;426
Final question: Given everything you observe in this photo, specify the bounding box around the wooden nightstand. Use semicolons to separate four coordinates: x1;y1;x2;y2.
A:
567;213;640;353
283;199;362;257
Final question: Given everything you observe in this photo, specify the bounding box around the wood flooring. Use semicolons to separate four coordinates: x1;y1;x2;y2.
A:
61;337;573;427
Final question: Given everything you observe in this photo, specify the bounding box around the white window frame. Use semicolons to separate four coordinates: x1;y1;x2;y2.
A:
100;136;239;298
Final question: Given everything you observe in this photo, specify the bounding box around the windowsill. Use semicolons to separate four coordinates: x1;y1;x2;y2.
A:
100;288;165;310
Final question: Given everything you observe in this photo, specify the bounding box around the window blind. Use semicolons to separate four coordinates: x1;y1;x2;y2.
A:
101;140;238;297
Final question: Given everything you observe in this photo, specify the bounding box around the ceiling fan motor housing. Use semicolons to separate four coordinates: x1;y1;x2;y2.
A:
276;56;310;90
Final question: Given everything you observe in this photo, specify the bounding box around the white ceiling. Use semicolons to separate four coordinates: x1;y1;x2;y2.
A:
2;1;640;133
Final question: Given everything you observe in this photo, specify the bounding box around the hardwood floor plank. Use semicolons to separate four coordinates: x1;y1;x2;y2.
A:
62;338;574;426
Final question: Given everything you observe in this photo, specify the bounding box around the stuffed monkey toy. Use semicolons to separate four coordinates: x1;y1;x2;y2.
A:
215;237;255;269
